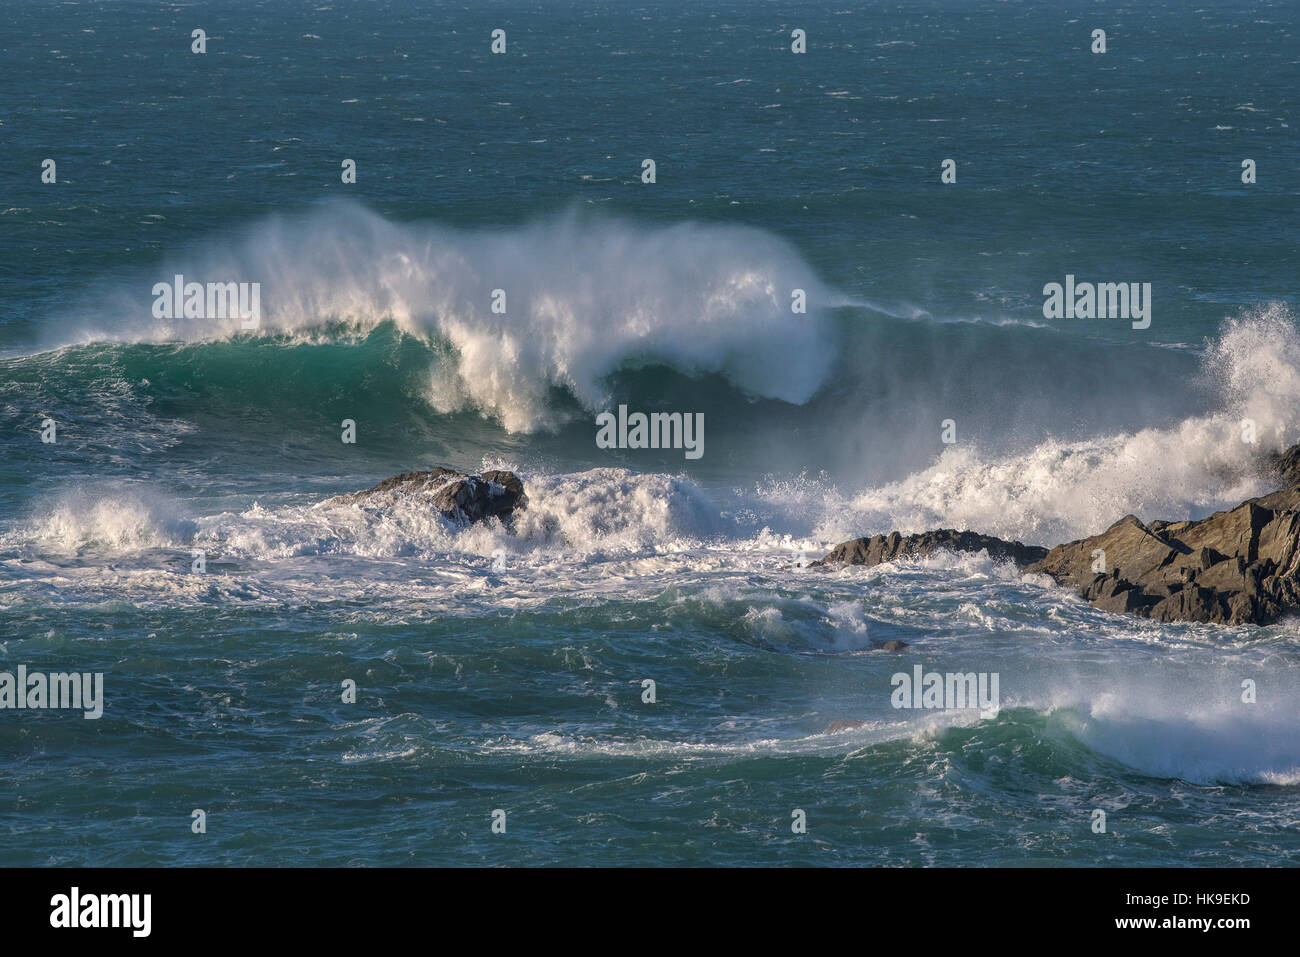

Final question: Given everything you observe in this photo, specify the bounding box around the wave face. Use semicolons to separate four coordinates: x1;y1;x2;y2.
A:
7;211;1300;552
55;202;836;433
7;0;1300;869
8;202;1299;549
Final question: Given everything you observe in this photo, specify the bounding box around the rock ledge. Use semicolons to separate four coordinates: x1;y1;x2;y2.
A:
814;454;1300;626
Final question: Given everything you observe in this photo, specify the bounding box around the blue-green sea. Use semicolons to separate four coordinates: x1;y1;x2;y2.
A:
2;0;1299;866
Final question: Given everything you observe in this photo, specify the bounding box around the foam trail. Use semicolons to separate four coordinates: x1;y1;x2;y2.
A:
0;467;726;563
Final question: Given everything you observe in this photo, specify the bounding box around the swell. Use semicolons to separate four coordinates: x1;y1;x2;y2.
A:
6;307;1300;551
4;202;1299;552
8;200;1209;457
37;201;839;433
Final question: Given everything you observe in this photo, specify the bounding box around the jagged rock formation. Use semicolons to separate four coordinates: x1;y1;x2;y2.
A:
1025;487;1300;625
330;468;528;526
1266;444;1300;488
810;529;1047;569
814;456;1300;626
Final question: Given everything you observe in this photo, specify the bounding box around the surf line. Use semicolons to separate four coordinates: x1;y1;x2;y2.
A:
1042;274;1151;329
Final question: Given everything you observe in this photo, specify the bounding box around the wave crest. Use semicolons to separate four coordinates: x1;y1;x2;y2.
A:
64;202;837;432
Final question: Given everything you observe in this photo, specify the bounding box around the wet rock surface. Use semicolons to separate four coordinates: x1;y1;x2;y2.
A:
810;529;1047;569
1025;487;1300;625
816;445;1300;626
331;468;528;526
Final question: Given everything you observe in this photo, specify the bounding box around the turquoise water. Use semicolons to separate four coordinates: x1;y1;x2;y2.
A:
2;0;1299;866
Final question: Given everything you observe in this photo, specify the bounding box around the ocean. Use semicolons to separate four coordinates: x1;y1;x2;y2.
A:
1;0;1298;866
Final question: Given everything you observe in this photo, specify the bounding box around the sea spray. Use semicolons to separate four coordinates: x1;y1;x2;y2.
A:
54;202;837;433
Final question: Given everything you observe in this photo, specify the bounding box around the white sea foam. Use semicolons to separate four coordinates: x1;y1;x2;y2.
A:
9;485;197;553
184;467;724;563
1046;674;1300;786
55;202;837;433
816;305;1300;545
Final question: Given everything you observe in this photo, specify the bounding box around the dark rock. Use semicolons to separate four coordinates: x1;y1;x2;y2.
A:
1265;443;1300;489
1025;485;1300;626
330;468;528;526
810;528;1047;569
879;639;909;651
480;469;527;504
809;440;1300;626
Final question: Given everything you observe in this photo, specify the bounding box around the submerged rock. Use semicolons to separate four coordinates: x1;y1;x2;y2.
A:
823;718;868;734
331;468;528;526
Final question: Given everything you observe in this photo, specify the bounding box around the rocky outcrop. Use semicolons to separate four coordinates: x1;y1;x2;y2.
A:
1266;444;1300;489
815;462;1300;625
1025;487;1300;625
331;468;528;526
810;529;1047;569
